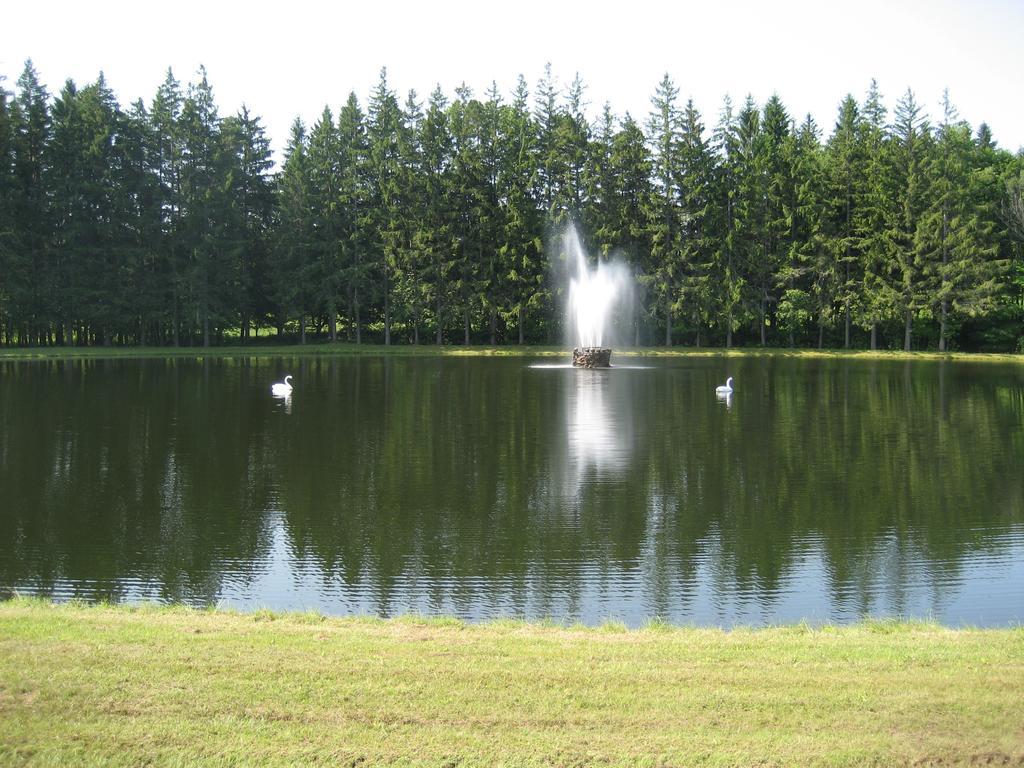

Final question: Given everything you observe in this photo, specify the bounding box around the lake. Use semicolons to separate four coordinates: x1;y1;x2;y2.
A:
1;353;1021;627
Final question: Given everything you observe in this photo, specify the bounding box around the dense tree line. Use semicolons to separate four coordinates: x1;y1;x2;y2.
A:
1;60;1022;350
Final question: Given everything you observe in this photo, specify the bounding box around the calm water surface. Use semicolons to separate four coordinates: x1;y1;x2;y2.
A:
1;354;1022;627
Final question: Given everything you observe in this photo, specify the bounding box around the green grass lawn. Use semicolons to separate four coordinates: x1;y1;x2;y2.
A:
1;600;1021;766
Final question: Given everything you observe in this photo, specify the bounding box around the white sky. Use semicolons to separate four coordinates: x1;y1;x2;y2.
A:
3;0;1022;163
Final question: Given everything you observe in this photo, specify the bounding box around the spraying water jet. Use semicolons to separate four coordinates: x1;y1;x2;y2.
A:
564;226;632;368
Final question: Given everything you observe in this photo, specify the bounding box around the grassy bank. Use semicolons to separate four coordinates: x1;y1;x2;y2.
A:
0;342;1021;364
0;600;1021;766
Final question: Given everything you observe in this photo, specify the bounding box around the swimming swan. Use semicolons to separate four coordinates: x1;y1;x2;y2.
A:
271;375;293;398
715;376;734;394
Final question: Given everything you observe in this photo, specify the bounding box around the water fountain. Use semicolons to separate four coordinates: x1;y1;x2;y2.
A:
564;226;632;368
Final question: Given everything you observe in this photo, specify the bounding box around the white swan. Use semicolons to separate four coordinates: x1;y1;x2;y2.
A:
715;376;734;394
271;375;293;398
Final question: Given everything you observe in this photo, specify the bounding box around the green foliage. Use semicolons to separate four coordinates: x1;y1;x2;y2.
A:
0;63;1021;350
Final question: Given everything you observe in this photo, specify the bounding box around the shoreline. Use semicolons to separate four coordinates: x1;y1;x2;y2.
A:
2;598;1021;765
0;342;1021;364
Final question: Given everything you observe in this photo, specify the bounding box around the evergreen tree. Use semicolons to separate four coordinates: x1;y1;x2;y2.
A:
533;63;563;223
0;78;16;342
418;85;456;344
608;113;653;344
857;79;894;349
224;105;275;340
179;66;230;347
917;91;1003;349
336;92;369;343
118;98;164;344
48;75;123;344
273;119;312;340
758;94;793;345
366;68;404;345
478;82;505;344
675;99;716;346
887;88;932;351
725;95;766;344
778;114;827;347
555;73;590;223
824;95;865;347
645;74;684;345
149;68;184;344
709;95;746;347
305;106;343;340
11;60;51;345
583;103;617;258
396;89;428;343
497;76;542;344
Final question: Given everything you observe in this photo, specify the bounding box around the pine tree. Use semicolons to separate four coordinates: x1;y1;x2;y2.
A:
336;92;369;343
179;66;230;347
224;106;275;341
533;63;563;223
305;106;343;340
149;68;184;344
778;115;827;347
857;79;895;349
917;91;1003;349
645;74;684;345
48;75;123;344
758;94;792;345
825;95;865;347
675;99;716;346
418;85;455;344
709;95;746;347
609;113;653;345
887;88;932;351
0;77;16;342
117;98;164;344
497;76;542;344
273;118;312;340
396;89;428;344
478;82;505;344
11;60;51;345
366;68;404;345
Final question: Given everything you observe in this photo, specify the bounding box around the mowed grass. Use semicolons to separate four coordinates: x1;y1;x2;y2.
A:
0;600;1021;766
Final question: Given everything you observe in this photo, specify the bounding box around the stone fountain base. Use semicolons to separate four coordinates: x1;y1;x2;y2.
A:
572;347;612;368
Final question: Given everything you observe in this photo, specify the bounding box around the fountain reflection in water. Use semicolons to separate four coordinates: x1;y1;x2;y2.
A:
564;225;633;367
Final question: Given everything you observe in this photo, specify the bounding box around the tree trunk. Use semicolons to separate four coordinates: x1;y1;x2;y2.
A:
518;305;525;345
904;309;912;352
384;293;391;346
436;296;443;345
664;305;671;347
818;320;824;350
871;323;877;351
939;208;949;354
489;308;497;345
300;314;306;345
844;306;851;349
463;306;470;345
939;303;948;353
328;306;337;343
354;288;362;344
